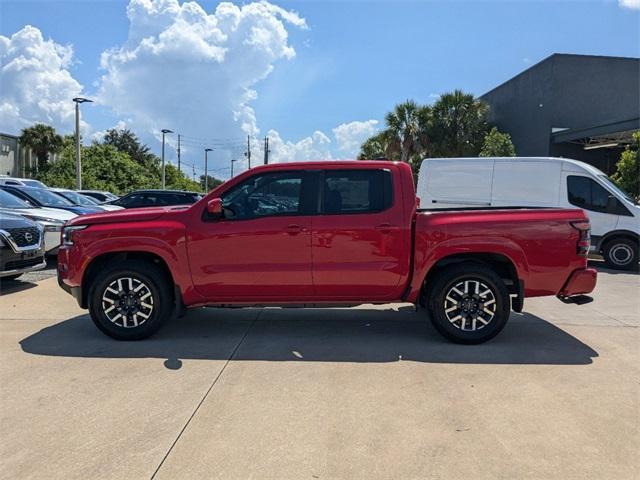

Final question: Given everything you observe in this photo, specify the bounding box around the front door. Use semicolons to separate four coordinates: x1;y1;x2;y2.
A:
564;174;618;241
187;171;314;301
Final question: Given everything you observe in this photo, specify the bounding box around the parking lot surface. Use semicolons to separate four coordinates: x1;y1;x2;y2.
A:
1;262;638;480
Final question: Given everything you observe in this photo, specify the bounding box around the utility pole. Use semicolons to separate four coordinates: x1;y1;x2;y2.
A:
161;129;173;189
263;136;270;165
245;135;251;169
231;158;237;178
177;134;181;173
192;164;196;181
72;97;92;189
204;148;212;191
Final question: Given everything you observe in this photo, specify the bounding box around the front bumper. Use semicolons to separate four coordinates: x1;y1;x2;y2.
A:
558;268;597;298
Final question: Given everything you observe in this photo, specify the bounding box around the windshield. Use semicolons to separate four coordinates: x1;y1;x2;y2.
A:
598;175;637;205
57;190;99;206
21;179;47;188
21;187;74;207
0;189;31;209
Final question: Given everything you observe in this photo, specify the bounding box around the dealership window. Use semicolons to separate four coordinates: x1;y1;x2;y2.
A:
322;169;392;214
222;172;303;220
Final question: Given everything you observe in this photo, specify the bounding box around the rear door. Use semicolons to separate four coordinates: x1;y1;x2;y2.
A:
311;168;409;300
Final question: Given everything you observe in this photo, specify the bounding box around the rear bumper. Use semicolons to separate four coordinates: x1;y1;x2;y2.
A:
558;268;597;297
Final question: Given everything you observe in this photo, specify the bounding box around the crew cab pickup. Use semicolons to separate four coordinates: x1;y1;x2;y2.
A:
58;161;597;344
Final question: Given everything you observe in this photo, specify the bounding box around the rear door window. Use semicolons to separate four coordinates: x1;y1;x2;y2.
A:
321;169;392;214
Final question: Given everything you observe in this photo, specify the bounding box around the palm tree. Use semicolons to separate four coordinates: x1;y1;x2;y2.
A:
384;100;428;164
428;90;489;157
19;124;64;171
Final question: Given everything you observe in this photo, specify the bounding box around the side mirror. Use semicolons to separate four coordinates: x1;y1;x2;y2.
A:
606;195;617;215
206;198;223;218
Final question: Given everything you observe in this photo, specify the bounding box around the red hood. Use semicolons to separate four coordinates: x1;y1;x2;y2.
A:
66;206;184;226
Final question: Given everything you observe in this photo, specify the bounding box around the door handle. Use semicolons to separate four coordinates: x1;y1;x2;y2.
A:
286;224;304;235
375;223;400;233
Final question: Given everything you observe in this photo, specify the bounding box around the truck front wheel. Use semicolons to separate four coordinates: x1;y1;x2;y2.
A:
88;261;173;340
427;264;510;344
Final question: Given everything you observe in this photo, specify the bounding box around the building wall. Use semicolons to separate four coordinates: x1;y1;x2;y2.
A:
0;134;19;176
481;54;640;166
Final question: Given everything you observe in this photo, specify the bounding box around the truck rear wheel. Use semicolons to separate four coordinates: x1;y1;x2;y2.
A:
427;264;510;344
88;260;173;340
602;238;638;271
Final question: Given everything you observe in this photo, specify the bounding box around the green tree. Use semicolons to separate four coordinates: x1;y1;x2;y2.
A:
358;131;391;160
428;90;489;157
479;127;516;157
19;123;64;171
611;131;640;200
37;139;155;194
384;100;430;164
199;174;224;192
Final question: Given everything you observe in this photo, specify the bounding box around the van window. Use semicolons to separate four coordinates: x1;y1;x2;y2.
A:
322;169;392;214
567;176;613;213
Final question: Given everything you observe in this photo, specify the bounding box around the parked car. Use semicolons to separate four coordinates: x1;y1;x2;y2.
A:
0;189;73;254
417;157;640;270
77;190;120;203
50;188;123;212
106;190;202;209
0;176;48;188
0;212;46;280
0;185;104;216
58;161;596;343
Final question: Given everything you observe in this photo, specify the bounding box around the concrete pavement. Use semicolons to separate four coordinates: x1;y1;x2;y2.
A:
1;263;638;479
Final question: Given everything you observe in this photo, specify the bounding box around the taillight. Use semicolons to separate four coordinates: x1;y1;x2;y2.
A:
570;221;591;256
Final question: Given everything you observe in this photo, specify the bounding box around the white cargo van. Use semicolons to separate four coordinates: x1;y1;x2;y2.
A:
417;157;640;270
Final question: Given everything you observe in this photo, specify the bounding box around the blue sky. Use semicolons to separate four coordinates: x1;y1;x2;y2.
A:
1;0;638;176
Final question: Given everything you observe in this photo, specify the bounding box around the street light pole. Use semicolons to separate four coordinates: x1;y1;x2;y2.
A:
231;158;237;178
161;129;173;189
72;97;93;189
204;148;213;191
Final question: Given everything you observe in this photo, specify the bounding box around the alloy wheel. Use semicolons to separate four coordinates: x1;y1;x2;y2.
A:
443;279;497;331
101;277;154;328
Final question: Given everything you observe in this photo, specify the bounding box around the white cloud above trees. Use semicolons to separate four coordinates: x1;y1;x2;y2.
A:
0;26;85;134
618;0;640;10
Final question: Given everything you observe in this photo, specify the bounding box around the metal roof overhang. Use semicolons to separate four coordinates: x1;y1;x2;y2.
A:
551;117;639;149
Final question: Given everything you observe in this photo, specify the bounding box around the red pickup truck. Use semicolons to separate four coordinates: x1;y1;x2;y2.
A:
58;161;596;344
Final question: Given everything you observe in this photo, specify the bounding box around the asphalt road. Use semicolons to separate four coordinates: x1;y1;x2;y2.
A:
0;263;638;480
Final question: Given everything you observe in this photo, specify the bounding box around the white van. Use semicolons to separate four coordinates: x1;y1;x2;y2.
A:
417;157;640;270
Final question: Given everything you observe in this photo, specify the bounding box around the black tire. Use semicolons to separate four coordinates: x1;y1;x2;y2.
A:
1;274;22;282
88;260;173;340
427;263;510;344
602;238;639;271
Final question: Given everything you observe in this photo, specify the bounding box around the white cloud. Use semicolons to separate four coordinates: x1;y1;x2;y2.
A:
0;25;85;135
619;0;640;10
91;120;129;142
332;120;379;157
98;0;307;145
264;129;332;163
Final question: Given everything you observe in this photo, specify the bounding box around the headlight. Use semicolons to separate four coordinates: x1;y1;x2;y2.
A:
22;214;65;225
61;225;88;246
